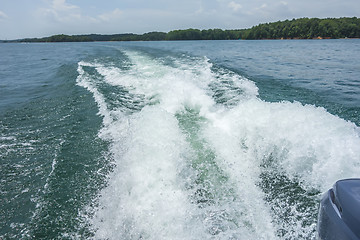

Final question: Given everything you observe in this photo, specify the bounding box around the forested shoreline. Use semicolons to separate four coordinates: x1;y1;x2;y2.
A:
3;17;360;42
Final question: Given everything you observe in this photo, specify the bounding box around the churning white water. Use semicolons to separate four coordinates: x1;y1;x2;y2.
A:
76;48;360;239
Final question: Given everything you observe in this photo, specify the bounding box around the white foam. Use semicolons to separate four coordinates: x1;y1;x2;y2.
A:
77;49;360;239
207;99;360;191
199;98;360;238
77;61;115;126
43;139;65;192
92;107;208;239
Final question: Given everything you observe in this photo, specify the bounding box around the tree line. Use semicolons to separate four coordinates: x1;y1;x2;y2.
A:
3;17;359;42
13;32;167;43
165;17;360;40
241;17;360;39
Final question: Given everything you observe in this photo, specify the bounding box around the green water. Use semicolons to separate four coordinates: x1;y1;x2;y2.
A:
1;40;360;239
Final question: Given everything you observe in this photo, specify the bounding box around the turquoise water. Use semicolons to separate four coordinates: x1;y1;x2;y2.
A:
1;40;360;239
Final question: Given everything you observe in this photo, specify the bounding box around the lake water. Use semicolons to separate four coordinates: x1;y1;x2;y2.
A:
1;40;360;239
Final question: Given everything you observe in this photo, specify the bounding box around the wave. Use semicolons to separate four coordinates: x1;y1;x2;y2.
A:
76;48;360;239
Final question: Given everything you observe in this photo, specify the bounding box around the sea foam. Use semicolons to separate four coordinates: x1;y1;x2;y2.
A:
76;49;360;239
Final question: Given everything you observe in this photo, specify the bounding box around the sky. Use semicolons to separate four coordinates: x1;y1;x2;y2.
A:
0;0;359;39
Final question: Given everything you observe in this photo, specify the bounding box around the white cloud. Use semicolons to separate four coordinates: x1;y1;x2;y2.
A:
38;0;126;25
244;1;291;19
0;10;8;20
52;0;78;12
257;3;268;10
38;0;86;23
98;8;123;22
228;1;242;11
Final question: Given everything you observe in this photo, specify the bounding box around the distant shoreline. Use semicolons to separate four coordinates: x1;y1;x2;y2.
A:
4;38;359;43
1;17;359;43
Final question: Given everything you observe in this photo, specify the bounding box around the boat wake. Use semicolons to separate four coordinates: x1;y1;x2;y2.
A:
76;48;360;239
